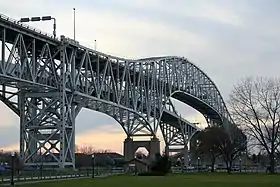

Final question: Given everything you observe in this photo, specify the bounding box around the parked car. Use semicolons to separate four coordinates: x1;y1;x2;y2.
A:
0;165;6;174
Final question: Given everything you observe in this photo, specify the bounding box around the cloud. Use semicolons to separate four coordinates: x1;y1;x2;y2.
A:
75;109;121;134
1;0;280;153
0;104;18;128
0;105;125;147
0;125;19;147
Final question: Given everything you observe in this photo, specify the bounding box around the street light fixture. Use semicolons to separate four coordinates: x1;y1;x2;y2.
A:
10;152;15;186
91;154;95;178
19;16;57;38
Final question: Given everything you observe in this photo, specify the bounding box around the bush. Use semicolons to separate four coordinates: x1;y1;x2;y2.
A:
150;153;171;174
138;171;166;176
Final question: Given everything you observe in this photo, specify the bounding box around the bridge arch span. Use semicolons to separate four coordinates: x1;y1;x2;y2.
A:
137;56;234;130
0;14;240;169
75;94;155;137
171;90;222;123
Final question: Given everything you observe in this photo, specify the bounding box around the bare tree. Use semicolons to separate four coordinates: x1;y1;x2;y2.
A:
229;77;280;173
197;126;245;173
96;149;112;153
218;127;246;173
76;144;95;154
196;127;222;172
75;144;80;153
75;144;111;154
135;150;147;159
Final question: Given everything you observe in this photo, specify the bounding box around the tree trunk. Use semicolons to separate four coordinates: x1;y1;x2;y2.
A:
226;160;232;174
269;153;275;174
211;155;215;172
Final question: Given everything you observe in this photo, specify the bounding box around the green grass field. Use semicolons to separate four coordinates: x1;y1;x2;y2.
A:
19;173;280;187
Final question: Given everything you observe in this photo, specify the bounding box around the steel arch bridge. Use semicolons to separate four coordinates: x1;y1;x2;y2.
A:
0;13;237;168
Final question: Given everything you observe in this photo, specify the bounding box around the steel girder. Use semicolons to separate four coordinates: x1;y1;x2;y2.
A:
161;110;199;147
0;14;236;167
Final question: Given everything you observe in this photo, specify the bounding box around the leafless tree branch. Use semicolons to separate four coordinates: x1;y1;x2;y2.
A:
229;76;280;173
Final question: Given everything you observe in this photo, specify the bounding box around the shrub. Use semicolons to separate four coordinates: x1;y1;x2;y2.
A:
150;153;171;174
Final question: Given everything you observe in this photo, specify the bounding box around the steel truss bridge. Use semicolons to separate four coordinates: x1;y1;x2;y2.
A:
0;13;239;168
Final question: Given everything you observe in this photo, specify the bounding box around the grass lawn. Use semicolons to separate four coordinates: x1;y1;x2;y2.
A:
19;173;280;187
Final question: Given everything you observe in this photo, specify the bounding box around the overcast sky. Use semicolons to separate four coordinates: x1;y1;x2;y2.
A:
0;0;280;153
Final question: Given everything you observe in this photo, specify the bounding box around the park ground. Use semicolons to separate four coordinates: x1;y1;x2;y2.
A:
17;173;280;187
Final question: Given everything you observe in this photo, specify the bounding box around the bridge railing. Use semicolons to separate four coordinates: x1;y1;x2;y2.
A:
0;13;58;40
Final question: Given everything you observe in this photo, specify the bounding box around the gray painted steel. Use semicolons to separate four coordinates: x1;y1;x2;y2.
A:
0;13;238;168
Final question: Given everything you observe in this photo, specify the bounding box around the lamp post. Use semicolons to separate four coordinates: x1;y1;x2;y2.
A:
73;8;76;40
239;158;242;173
10;152;15;186
197;156;200;173
19;16;57;38
91;154;95;178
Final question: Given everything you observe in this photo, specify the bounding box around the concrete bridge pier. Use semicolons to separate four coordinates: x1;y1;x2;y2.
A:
123;136;160;162
190;134;198;166
149;137;161;160
165;145;170;156
124;137;134;161
183;145;189;166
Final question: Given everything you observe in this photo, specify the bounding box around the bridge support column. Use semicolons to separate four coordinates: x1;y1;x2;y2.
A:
124;137;134;161
149;137;160;160
165;145;170;156
183;145;189;166
190;135;198;166
18;90;78;168
123;136;160;163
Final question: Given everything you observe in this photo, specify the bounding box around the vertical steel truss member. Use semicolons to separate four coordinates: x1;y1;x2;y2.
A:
18;90;76;168
0;14;242;168
13;35;78;168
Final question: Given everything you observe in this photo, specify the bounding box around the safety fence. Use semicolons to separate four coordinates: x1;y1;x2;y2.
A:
0;167;124;185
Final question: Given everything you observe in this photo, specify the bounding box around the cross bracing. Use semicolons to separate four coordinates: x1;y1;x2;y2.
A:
0;13;239;168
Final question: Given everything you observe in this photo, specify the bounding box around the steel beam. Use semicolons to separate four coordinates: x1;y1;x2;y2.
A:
0;14;241;169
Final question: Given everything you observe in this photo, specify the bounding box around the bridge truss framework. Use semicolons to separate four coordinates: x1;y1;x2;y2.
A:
0;13;239;168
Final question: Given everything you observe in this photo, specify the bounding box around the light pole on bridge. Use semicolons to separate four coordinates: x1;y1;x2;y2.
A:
73;8;76;40
19;16;57;38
